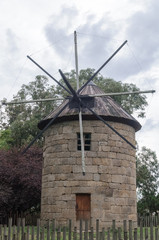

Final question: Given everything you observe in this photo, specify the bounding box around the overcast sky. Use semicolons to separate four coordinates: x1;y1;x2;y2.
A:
0;0;159;158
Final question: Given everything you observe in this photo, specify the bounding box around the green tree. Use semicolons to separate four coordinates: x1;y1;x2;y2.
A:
0;129;14;150
56;68;148;118
136;147;159;214
1;75;58;148
5;75;57;125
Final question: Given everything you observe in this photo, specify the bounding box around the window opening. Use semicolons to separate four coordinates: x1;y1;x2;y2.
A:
77;133;91;151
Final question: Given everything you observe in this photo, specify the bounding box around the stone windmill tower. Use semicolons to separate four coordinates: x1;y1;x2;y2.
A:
8;33;152;228
38;80;141;228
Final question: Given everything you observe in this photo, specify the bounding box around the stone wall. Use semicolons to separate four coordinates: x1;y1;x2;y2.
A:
41;120;137;228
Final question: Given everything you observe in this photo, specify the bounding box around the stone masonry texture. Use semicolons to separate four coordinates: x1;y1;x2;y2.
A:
41;120;137;228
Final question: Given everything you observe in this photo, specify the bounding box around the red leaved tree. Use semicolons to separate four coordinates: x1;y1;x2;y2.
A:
0;147;42;216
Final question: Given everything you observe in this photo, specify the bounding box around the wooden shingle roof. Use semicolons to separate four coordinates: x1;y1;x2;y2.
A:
38;82;141;132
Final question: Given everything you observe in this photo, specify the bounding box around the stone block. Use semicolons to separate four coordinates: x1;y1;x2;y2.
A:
68;140;77;152
52;165;73;174
108;152;117;159
92;158;112;166
113;189;130;198
105;188;113;197
121;206;132;214
71;186;94;194
111;206;122;214
73;165;98;174
101;202;111;210
100;174;112;183
91;141;99;151
63;125;73;133
101;145;111;152
114;198;126;206
94;174;100;181
98;166;110;174
112;175;123;183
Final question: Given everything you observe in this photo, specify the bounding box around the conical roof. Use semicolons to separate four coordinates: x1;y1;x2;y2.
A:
38;82;141;132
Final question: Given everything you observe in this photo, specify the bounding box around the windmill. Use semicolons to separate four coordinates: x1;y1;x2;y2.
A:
3;32;155;226
4;31;155;176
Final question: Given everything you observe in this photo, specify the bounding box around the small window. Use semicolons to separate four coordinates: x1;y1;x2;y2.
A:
77;133;91;151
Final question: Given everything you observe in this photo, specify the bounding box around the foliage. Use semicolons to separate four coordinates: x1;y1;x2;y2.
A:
5;75;57;125
56;68;148;117
0;147;42;215
136;147;159;214
0;129;14;150
1;75;57;148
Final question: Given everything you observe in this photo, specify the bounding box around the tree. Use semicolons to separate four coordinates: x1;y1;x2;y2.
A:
1;75;58;148
0;147;42;215
56;68;148;118
5;75;57;125
0;129;14;150
136;147;159;214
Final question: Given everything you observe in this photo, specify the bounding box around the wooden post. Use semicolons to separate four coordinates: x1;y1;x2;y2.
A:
129;220;133;240
134;228;137;240
73;227;77;240
107;228;110;240
47;220;50;240
4;224;7;237
17;218;21;240
40;227;44;240
80;220;83;240
150;216;154;240
13;225;16;240
68;220;72;240
96;219;99;240
8;218;12;240
102;228;105;240
36;219;40;240
51;219;56;240
22;218;25;240
140;219;143;240
118;227;122;240
155;228;158;240
27;226;30;240
31;226;34;240
0;224;2;236
89;227;94;240
112;220;116;240
99;231;102;240
85;220;88;240
145;227;148;240
63;226;66;240
57;227;61;240
123;220;127;240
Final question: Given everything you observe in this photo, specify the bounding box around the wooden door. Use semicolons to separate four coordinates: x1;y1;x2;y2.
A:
76;194;91;220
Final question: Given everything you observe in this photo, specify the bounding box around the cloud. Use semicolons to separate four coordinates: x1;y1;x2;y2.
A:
44;4;159;83
6;28;19;54
44;6;78;59
126;0;159;71
44;8;125;79
142;118;159;131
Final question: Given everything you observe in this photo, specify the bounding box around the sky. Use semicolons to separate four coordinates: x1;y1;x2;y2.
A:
0;0;159;158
